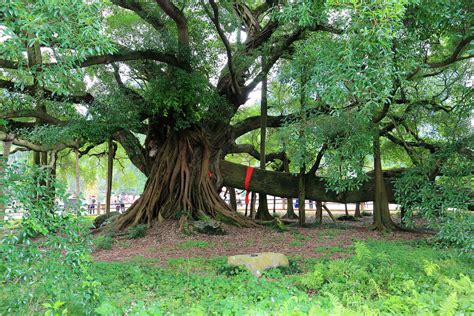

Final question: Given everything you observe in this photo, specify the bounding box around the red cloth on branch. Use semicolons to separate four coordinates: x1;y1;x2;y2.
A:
244;166;255;205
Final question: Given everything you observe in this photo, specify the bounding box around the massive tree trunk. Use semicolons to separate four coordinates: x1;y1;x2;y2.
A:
115;128;254;230
371;133;397;231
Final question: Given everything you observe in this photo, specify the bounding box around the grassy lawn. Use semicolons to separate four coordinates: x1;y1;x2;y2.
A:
87;239;473;315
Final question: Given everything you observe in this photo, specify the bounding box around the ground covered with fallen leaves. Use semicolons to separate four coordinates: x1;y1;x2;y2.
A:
94;215;428;263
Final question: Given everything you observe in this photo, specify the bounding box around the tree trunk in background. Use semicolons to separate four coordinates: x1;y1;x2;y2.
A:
372;133;397;231
344;203;349;216
45;151;58;207
354;203;362;217
282;155;298;219
316;201;323;224
298;168;306;226
256;65;272;220
105;139;116;215
0;139;12;222
298;70;307;226
273;195;276;215
75;150;81;198
229;187;237;211
250;192;256;219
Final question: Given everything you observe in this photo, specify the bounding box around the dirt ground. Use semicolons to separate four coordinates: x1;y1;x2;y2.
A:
94;214;430;263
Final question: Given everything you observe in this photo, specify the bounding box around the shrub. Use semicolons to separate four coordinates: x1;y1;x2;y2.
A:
435;212;473;256
93;235;115;250
217;265;249;276
93;212;120;229
0;163;100;315
127;224;148;239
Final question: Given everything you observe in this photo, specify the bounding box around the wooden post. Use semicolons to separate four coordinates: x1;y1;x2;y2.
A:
323;204;336;223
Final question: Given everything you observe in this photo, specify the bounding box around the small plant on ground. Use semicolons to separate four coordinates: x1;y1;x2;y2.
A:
217;265;249;276
94;235;115;250
127;224;148;239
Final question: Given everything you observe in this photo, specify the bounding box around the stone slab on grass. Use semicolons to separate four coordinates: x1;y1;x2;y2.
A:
228;252;289;277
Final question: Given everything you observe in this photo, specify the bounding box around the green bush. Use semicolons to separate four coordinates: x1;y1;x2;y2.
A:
435;212;473;256
299;241;474;314
93;235;115;250
217;265;249;276
0;163;100;315
127;224;148;239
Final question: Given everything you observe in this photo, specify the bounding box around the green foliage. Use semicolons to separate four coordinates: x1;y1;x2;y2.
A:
0;163;99;315
436;212;473;256
127;224;148;239
395;151;473;254
85;240;471;314
93;235;115;250
299;240;474;314
217;265;249;277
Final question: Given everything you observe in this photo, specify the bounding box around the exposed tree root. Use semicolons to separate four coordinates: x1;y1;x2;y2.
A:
115;128;257;230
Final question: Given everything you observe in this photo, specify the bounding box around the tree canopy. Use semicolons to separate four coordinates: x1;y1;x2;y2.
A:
1;0;472;231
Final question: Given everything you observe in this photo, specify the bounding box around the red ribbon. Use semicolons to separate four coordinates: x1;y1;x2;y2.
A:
244;166;254;205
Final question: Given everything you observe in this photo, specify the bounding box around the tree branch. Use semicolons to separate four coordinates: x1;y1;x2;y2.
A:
112;0;165;31
308;143;328;175
206;0;239;93
155;0;189;51
0;79;94;103
427;35;474;68
227;142;286;163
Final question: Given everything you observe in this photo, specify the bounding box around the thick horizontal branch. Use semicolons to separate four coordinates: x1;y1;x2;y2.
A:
0;132;72;152
0;79;94;103
77;49;184;70
227;142;286;163
1;110;65;125
232;114;289;138
221;160;396;203
0;59;19;69
112;0;165;31
427;35;474;68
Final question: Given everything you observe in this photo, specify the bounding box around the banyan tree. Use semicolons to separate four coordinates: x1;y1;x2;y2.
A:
1;0;472;231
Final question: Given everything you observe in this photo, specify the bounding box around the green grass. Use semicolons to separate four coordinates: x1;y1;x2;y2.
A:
176;240;210;250
314;245;350;255
291;230;312;241
3;239;473;315
289;240;304;247
86;239;473;315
